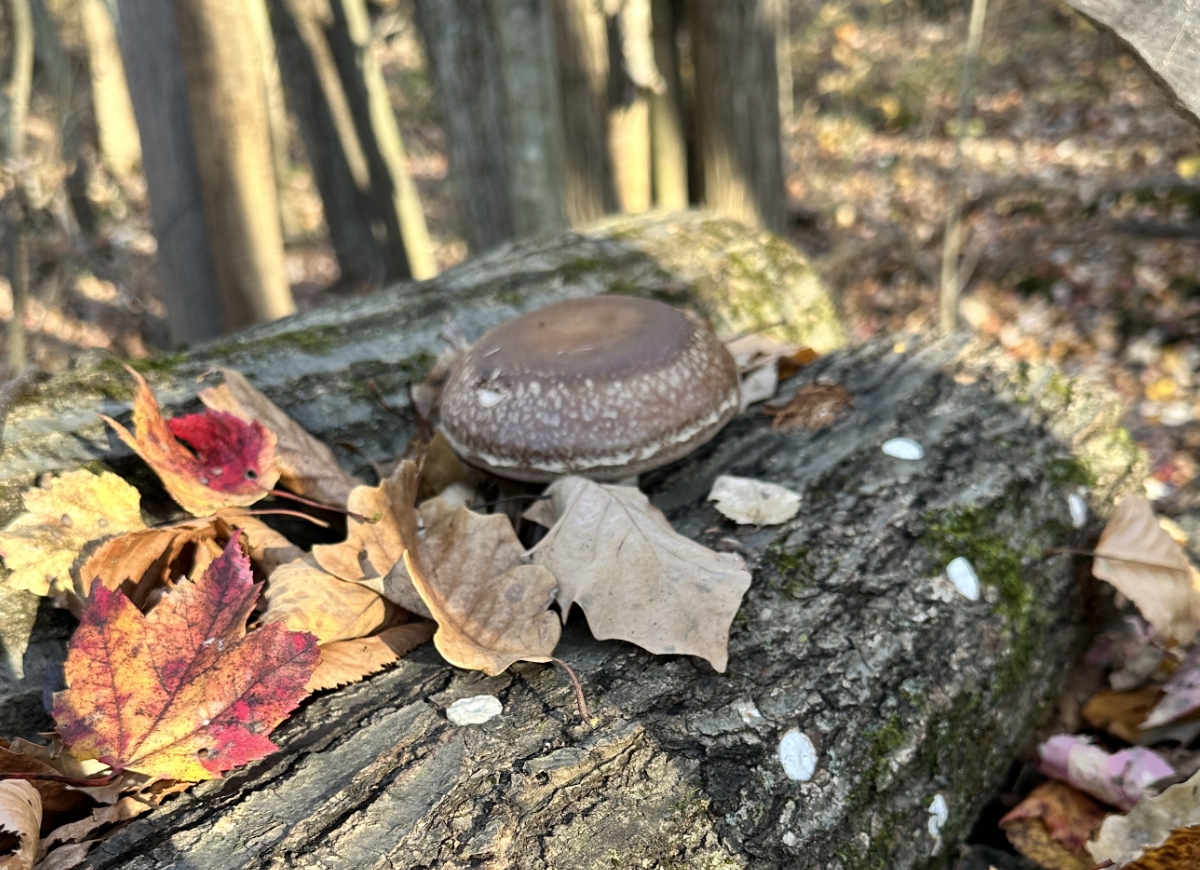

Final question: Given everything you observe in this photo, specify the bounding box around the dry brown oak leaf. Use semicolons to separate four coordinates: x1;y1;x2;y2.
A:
53;537;318;782
311;464;431;619
305;623;436;692
261;556;397;645
0;470;145;598
101;367;280;516
526;476;752;672
1092;495;1200;645
199;369;361;508
393;462;561;676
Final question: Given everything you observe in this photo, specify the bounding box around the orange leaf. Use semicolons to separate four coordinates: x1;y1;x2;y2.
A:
100;367;280;516
52;537;318;782
1125;825;1200;869
1000;781;1109;855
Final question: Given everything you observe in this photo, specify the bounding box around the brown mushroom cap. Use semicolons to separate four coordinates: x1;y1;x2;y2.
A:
437;296;741;482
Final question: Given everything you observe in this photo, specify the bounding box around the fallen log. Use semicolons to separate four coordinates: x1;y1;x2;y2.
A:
0;212;1140;868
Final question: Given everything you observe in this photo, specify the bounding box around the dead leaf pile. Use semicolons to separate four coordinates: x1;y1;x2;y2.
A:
0;367;757;868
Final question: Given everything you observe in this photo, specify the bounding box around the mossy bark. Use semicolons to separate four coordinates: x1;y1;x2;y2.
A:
0;212;1140;868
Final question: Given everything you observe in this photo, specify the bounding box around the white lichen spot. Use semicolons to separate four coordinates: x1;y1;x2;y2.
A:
476;388;506;408
778;729;817;781
927;793;948;838
946;557;980;601
446;695;503;726
1068;492;1087;528
781;831;798;847
882;438;924;460
733;699;764;727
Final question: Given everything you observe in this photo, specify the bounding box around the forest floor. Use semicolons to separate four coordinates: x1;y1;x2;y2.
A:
5;0;1200;864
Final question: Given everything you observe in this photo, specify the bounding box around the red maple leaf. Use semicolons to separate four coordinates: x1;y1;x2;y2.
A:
52;536;318;782
101;367;280;516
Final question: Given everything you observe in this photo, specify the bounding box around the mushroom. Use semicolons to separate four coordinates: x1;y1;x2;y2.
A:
438;296;741;482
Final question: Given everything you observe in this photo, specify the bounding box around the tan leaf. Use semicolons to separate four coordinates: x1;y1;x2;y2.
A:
1003;816;1095;870
1090;766;1200;866
1082;686;1161;743
261;557;395;645
217;511;304;575
1000;781;1108;857
707;475;802;526
0;781;40;870
35;796;151;869
0;470;146;597
75;517;219;609
305;623;436;691
415;431;469;501
396;463;561;676
199;369;361;508
527;476;752;672
1093;496;1200;644
311;465;430;619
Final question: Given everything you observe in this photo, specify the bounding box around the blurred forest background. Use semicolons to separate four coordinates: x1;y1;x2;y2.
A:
1;0;1200;502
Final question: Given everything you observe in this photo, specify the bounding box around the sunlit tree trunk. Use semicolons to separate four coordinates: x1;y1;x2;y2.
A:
5;0;35;373
686;0;785;233
174;0;295;328
552;0;614;225
608;0;655;214
649;0;688;209
80;0;142;180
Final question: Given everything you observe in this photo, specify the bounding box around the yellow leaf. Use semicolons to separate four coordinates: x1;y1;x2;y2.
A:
0;470;146;597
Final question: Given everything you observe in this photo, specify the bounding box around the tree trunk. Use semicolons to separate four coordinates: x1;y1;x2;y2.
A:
115;0;227;344
174;0;296;330
551;0;616;225
686;0;786;234
5;0;34;375
649;0;689;209
411;0;515;254
607;0;654;214
0;212;1141;867
491;0;568;237
1064;0;1200;129
79;0;141;180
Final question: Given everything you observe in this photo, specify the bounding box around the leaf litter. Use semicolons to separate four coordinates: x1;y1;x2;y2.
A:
0;366;757;862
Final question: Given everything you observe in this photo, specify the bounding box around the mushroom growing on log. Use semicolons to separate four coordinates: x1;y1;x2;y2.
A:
437;296;741;481
0;213;1142;868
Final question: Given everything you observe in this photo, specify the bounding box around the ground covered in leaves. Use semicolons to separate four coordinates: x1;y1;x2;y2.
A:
6;0;1200;867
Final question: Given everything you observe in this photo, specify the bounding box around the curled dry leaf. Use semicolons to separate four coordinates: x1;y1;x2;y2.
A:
261;557;395;645
101;367;280;516
0;742;92;822
199;369;361;508
34;796;151;870
1082;687;1161;743
765;383;854;431
0;470;145;598
708;475;802;526
305;623;436;692
1092;496;1200;645
0;781;40;870
526;476;752;672
999;781;1108;869
393;461;561;676
53;538;318;782
311;463;430;619
217;511;305;575
1088;766;1200;867
1037;734;1172;812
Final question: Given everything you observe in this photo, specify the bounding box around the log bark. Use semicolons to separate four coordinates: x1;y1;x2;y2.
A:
1065;0;1200;129
0;212;1142;868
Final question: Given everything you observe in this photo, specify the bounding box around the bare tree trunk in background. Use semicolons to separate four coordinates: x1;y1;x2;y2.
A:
247;0;305;242
552;0;615;225
607;0;655;214
492;0;567;237
117;0;228;344
268;0;434;288
79;0;141;180
649;0;688;208
686;0;785;233
412;0;514;253
174;0;295;329
326;0;436;280
4;0;35;374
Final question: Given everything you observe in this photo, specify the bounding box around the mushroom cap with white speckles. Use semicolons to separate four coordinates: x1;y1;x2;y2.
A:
438;296;741;482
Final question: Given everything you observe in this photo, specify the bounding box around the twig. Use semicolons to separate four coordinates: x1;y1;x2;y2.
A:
939;0;990;335
552;657;589;721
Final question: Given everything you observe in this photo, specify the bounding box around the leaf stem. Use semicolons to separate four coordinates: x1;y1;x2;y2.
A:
552;657;589;721
1044;546;1186;571
240;508;332;529
268;489;366;523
